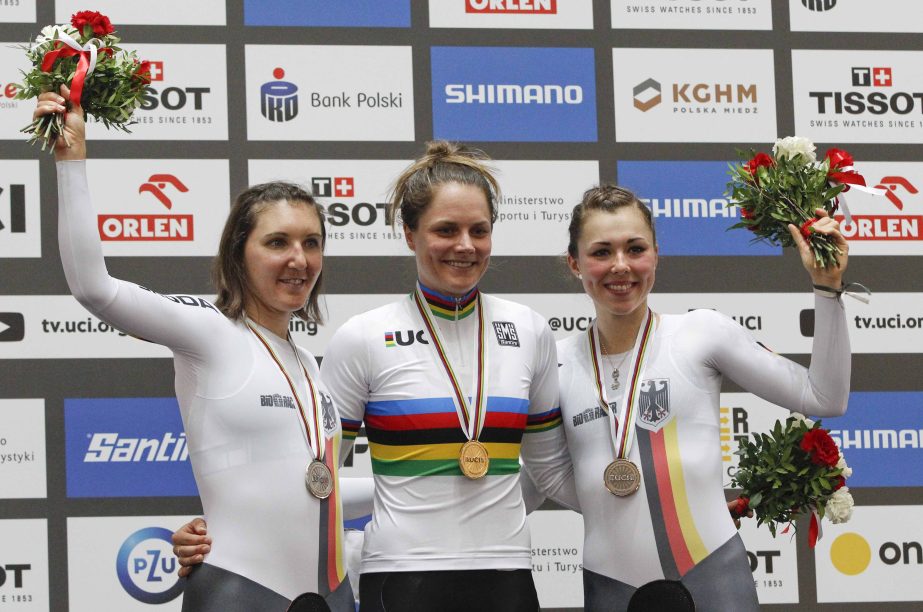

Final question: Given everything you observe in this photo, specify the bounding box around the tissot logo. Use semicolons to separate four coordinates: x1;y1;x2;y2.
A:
261;67;298;122
801;0;836;11
810;66;922;115
852;66;893;87
98;174;194;242
633;79;661;111
465;0;557;14
0;184;25;234
0;312;25;342
147;60;164;82
312;176;355;198
0;563;30;588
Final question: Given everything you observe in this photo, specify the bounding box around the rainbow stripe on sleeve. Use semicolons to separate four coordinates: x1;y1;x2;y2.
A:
340;418;362;441
525;407;563;433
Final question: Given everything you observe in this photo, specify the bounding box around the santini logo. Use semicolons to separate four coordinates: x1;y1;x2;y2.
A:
446;83;583;105
83;432;188;462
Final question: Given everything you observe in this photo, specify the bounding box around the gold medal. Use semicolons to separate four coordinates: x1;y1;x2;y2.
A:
459;439;490;479
604;458;641;496
306;460;334;499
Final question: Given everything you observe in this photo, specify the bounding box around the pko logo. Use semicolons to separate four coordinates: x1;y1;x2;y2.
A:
431;46;596;142
116;527;184;604
65;398;198;497
802;0;836;10
261;67;298;122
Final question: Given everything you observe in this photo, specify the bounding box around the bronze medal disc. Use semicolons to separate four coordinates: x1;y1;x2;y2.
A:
604;459;641;496
305;460;334;499
459;440;490;479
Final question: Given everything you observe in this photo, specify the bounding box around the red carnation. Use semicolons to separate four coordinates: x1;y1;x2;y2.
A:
800;428;839;467
134;60;152;84
825;147;866;191
740;207;759;232
731;496;750;518
71;10;114;37
832;475;846;491
743;152;775;184
825;148;854;170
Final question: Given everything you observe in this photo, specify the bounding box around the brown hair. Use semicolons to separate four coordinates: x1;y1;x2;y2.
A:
388;140;500;230
566;184;656;258
213;181;326;324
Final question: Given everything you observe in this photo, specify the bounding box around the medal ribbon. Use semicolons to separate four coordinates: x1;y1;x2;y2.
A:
587;309;655;460
247;320;324;462
412;284;488;442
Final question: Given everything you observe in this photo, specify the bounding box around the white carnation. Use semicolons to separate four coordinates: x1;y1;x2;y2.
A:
825;487;854;524
836;454;853;479
789;412;816;428
773;136;817;163
35;24;78;44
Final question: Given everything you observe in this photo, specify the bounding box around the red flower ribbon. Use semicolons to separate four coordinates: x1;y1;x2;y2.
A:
799;218;818;239
40;39;112;107
808;511;820;548
825;148;867;191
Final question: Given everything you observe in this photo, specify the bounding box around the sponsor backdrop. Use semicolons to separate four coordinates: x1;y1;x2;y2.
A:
0;1;920;610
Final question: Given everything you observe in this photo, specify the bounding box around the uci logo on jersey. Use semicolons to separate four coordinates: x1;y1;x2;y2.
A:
383;330;429;348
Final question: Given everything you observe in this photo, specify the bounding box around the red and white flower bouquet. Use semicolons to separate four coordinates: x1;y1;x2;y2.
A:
16;10;150;150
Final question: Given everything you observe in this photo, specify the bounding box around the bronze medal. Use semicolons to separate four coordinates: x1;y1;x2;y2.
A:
604;458;641;496
306;460;334;499
459;439;490;479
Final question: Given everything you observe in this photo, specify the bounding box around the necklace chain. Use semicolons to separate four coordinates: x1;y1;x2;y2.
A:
600;336;631;391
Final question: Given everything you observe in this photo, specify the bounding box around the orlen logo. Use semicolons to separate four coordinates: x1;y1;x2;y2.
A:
465;0;557;14
633;77;757;113
810;66;923;115
311;176;392;228
116;527;183;604
836;176;921;241
261;67;298;122
801;0;836;11
98;174;194;241
140;60;209;111
829;532;923;576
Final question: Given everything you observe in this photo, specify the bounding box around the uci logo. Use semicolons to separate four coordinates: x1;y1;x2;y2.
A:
384;330;429;348
116;527;184;604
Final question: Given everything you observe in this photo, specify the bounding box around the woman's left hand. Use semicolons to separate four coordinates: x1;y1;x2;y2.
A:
787;208;848;288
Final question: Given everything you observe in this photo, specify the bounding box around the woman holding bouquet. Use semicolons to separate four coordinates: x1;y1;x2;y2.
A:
35;90;363;611
538;184;851;610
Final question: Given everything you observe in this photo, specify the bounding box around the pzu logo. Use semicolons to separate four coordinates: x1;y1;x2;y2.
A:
116;527;184;604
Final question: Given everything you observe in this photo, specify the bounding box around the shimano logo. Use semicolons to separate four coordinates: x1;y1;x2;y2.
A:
83;432;188;462
445;83;583;105
644;198;740;218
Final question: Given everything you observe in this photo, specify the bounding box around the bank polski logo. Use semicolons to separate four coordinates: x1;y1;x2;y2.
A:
116;527;184;603
261;67;298;122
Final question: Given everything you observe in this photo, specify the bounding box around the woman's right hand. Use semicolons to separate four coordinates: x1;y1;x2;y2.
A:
171;517;211;578
34;85;86;161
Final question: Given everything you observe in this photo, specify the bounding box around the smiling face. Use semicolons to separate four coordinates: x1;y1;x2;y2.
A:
242;200;323;335
567;207;658;319
405;182;493;297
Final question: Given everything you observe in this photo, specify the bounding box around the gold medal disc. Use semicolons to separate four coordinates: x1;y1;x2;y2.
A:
306;460;334;499
604;458;641;496
459;440;490;479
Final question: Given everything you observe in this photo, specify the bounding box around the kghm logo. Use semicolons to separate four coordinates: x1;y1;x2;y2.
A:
261;67;298;122
0;184;26;234
633;79;661;112
98;173;194;242
802;0;836;11
445;83;583;105
116;527;184;603
465;0;557;14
